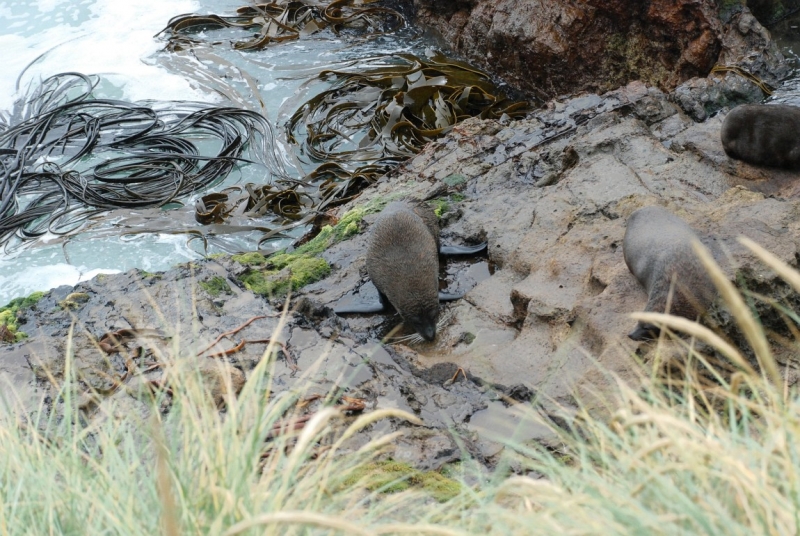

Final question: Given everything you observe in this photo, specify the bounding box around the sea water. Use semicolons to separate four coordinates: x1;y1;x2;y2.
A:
0;0;430;304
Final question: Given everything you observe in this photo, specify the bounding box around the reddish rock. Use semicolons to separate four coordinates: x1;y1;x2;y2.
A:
411;0;723;98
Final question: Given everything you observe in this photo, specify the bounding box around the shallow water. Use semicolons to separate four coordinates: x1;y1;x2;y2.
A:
0;0;432;304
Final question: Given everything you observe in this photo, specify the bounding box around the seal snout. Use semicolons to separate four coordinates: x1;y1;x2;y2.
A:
417;322;437;342
628;322;659;341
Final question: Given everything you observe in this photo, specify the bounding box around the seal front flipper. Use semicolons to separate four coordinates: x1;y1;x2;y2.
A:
438;291;465;302
439;242;488;255
333;289;394;315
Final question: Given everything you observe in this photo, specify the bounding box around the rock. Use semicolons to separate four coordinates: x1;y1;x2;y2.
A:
672;10;789;121
743;0;800;25
410;0;723;98
198;360;246;408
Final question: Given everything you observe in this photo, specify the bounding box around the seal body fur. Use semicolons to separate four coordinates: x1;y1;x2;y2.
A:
721;104;800;170
623;206;715;341
366;200;440;341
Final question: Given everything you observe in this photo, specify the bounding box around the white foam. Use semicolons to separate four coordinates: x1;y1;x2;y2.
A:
0;0;209;111
0;264;120;304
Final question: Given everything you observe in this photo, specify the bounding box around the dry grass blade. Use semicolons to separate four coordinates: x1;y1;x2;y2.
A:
331;408;422;454
691;240;782;386
222;511;373;536
374;524;468;535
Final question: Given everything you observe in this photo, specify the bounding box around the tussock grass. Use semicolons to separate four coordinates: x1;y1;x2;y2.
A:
2;236;800;534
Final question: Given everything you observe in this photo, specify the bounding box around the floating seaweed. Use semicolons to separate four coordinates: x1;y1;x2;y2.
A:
158;0;405;52
0;72;289;250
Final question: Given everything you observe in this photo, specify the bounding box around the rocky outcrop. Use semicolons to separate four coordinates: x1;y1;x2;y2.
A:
673;9;789;120
410;0;724;98
302;81;800;410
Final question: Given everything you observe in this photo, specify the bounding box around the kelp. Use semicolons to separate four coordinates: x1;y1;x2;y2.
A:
174;51;531;237
0;73;289;250
281;52;530;207
158;0;405;52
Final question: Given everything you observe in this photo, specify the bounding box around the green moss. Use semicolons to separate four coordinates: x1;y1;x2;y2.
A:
239;255;330;297
235;197;400;297
429;199;449;219
231;252;268;266
199;276;231;297
341;461;461;502
450;193;466;202
443;173;467;186
207;252;227;260
0;291;45;342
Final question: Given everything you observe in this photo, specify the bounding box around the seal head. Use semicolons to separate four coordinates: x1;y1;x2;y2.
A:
366;200;440;341
623;205;716;341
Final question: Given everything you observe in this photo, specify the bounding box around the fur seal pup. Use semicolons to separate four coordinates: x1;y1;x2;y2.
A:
334;200;486;341
623;206;715;341
721;104;800;169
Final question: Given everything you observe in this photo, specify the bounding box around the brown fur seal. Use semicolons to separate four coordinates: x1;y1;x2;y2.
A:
366;200;441;341
721;104;800;170
623;206;716;341
334;200;487;341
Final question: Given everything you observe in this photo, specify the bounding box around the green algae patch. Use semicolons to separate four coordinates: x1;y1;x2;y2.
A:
341;460;461;502
443;173;467;187
295;198;390;257
239;255;331;298
139;270;162;280
199;276;231;297
429;199;450;219
0;291;45;342
235;198;395;297
232;252;269;266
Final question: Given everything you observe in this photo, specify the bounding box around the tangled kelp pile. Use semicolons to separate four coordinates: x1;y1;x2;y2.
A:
158;0;405;52
287;52;530;164
0;73;288;251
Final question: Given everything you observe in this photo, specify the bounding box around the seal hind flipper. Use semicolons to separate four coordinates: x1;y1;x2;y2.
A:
439;242;488;255
438;291;465;301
